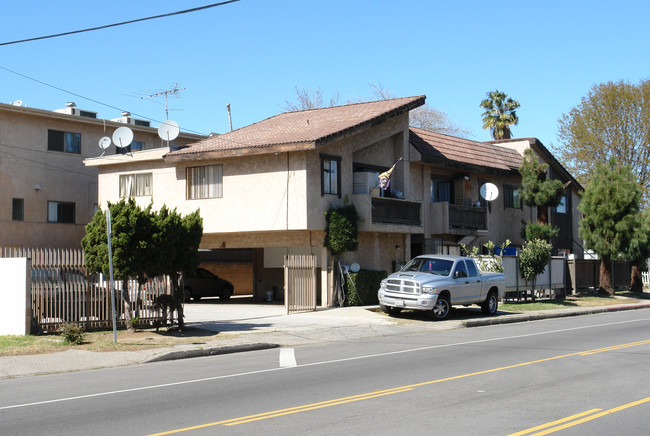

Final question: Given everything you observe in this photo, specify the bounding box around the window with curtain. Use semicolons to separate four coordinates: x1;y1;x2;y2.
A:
119;173;153;197
47;201;75;223
186;165;223;199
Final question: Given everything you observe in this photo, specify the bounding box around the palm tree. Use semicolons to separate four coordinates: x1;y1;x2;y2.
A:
480;90;520;140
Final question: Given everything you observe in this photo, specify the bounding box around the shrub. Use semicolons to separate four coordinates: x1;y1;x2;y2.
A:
345;270;386;306
519;239;552;300
324;196;360;256
61;322;85;345
462;240;511;272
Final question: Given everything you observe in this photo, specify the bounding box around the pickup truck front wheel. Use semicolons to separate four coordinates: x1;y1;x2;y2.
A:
430;293;451;320
481;291;498;315
380;304;403;316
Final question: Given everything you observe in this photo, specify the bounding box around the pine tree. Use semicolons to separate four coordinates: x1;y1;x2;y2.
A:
578;160;642;295
519;148;565;242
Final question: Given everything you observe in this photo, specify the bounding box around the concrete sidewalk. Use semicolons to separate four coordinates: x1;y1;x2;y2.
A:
1;301;649;379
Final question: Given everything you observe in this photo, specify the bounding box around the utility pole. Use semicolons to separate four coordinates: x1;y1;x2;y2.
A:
141;83;185;119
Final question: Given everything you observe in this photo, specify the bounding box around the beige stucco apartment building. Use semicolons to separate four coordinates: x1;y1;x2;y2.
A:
0;102;204;248
85;96;583;305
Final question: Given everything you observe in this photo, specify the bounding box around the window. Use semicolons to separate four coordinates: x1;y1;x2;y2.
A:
321;155;341;197
432;179;452;202
187;165;223;199
48;129;81;153
12;198;24;221
504;185;521;209
465;259;478;277
115;140;145;154
453;261;468;278
554;196;567;214
119;173;153;197
47;201;75;223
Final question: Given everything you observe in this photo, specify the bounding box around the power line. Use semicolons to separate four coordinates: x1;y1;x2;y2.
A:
0;1;241;47
0;64;206;136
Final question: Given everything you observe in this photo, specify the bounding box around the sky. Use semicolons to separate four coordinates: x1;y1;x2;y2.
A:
1;0;649;154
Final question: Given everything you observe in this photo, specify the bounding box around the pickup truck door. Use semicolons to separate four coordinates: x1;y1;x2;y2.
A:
451;260;472;304
464;259;484;302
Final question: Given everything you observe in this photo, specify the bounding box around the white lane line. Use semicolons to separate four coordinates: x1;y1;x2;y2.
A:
1;316;648;411
279;348;297;368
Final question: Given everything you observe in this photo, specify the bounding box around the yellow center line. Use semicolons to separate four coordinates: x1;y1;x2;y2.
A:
518;397;650;436
147;339;650;436
225;388;414;426
507;409;602;436
578;339;650;355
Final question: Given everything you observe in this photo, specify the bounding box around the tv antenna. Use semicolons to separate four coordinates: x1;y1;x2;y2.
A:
141;83;184;119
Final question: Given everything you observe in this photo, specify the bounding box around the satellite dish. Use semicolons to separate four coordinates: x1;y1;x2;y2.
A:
350;263;361;273
98;136;112;150
11;100;23;107
480;183;499;201
112;126;133;148
158;120;180;141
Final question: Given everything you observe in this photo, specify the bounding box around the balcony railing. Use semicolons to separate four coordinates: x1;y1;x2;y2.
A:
371;197;421;226
449;204;487;230
430;202;487;235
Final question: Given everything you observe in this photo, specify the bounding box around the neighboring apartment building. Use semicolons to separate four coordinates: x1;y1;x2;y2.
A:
0;101;204;248
86;96;583;305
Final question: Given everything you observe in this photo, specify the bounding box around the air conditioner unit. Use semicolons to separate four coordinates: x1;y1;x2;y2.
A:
111;116;150;127
54;105;97;118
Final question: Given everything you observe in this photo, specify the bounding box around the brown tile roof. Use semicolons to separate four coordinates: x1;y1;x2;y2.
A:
165;96;425;160
409;127;522;174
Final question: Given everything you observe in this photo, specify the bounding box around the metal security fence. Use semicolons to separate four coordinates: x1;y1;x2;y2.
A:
1;247;170;331
284;255;317;314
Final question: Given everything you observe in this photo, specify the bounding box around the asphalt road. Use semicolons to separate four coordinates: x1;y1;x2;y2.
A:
1;310;649;435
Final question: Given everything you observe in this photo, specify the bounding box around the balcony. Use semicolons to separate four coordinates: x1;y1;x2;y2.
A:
371;197;421;225
430;202;487;235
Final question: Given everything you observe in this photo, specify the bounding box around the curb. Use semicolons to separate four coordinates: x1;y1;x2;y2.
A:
464;303;650;327
145;343;279;363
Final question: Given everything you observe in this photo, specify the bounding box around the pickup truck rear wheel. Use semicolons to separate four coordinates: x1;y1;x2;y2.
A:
481;291;498;315
430;294;451;320
380;304;402;316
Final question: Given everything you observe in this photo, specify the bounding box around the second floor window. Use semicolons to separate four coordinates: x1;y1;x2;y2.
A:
119;173;153;197
321;155;341;197
432;179;452;202
12;198;24;221
504;185;521;209
553;195;568;214
48;201;75;223
116;140;145;154
48;129;81;153
187;165;223;199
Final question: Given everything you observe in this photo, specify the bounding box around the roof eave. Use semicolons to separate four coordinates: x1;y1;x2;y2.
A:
164;141;317;162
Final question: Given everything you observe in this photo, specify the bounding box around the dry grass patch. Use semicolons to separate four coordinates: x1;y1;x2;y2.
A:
0;327;234;357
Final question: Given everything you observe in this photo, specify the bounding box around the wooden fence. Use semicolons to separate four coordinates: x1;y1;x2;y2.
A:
0;247;170;331
566;259;631;292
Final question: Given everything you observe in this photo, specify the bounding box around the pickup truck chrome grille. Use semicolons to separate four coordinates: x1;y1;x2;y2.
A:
385;279;420;294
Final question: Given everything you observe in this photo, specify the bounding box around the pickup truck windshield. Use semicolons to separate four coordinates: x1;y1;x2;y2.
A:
401;258;454;276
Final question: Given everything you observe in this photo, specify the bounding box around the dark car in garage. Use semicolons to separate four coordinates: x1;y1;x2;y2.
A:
183;267;234;301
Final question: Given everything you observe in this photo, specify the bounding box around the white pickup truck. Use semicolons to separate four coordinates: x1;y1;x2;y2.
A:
377;255;506;320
